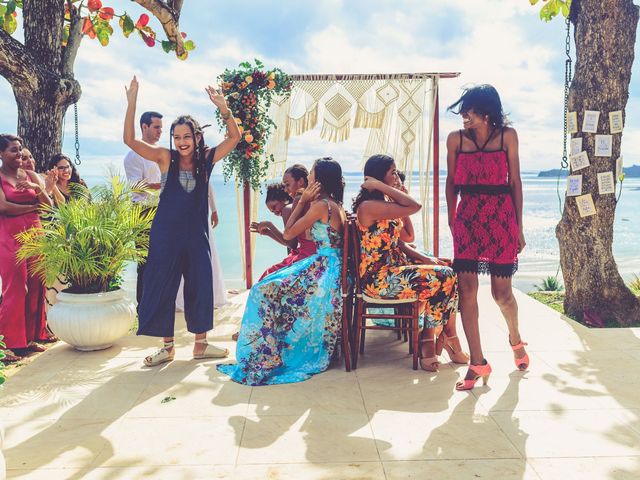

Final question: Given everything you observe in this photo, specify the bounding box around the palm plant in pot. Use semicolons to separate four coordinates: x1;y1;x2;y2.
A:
16;175;154;351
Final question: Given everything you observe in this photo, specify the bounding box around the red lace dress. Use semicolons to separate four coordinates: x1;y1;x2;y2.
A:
452;129;519;277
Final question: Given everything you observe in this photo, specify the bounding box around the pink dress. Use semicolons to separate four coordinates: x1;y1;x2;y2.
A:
0;176;47;349
452;129;519;277
259;234;316;280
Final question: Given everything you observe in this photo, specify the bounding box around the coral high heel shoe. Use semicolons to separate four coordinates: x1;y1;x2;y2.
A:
455;361;492;391
435;333;470;365
510;337;529;371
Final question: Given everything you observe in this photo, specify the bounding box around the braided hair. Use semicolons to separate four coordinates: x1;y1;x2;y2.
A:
265;182;292;204
169;115;209;183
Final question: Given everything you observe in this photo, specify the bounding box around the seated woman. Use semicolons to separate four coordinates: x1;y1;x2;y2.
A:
252;164;316;280
218;157;345;385
353;154;458;372
395;171;469;365
45;153;87;205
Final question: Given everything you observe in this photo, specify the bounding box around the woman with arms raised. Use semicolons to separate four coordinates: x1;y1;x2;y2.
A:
123;76;241;366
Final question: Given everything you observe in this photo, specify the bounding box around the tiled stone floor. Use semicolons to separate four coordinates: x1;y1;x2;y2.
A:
2;286;640;479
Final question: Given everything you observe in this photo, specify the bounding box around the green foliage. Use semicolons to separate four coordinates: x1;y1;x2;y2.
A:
535;275;564;291
0;0;194;58
16;175;155;294
216;60;293;190
629;274;640;295
528;0;572;22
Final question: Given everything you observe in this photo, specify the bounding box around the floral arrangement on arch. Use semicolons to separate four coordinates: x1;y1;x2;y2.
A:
217;59;292;190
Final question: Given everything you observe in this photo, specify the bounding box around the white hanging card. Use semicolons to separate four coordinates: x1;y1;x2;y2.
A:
595;134;613;157
597;171;615;195
567;111;578;134
609;111;623;134
582;110;600;133
570;137;582;156
616;156;624;179
566;175;582;197
576;194;597;217
570;151;590;172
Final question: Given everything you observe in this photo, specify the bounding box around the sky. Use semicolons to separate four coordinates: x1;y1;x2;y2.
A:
1;0;639;176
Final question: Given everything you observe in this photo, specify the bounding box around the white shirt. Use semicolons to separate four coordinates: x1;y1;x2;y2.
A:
123;149;161;203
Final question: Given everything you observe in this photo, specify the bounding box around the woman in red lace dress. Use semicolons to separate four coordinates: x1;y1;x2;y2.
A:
446;85;528;391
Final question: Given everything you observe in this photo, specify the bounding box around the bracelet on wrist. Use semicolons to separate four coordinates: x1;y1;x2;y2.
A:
221;110;232;121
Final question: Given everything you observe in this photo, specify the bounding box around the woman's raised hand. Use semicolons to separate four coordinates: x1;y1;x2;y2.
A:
44;169;58;192
125;76;139;104
205;86;228;110
361;176;383;192
300;182;322;204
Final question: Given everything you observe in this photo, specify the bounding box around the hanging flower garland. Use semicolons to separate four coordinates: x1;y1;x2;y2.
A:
216;59;292;190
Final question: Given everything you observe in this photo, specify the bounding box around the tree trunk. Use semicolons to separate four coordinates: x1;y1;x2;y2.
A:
556;0;640;325
0;0;82;170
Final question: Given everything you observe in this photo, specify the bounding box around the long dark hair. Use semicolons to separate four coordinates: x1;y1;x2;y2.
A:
312;157;344;204
447;84;509;130
352;154;395;212
169;115;208;182
284;163;309;187
265;182;292;204
48;153;83;184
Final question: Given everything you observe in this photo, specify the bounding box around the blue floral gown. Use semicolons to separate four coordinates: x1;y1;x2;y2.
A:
218;200;343;386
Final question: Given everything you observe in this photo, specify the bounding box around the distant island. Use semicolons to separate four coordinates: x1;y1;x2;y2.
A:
538;165;640;178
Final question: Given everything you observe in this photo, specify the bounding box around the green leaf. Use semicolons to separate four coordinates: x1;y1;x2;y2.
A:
529;0;540;4
561;2;570;17
184;39;195;51
6;0;17;15
119;13;135;38
3;13;17;35
0;6;6;16
161;40;174;53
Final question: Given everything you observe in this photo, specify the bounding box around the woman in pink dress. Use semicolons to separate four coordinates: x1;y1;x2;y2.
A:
446;85;528;391
0;134;54;362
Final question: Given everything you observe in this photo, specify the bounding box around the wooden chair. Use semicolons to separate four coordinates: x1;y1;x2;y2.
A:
349;220;422;370
337;215;354;372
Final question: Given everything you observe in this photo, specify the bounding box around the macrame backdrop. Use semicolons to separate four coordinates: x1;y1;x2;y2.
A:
240;73;456;283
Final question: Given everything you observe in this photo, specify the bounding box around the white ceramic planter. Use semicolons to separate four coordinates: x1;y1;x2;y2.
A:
47;289;136;351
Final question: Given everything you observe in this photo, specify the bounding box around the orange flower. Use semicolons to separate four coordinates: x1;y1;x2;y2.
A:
398;287;416;299
244;133;254;143
442;275;456;296
245;75;253;84
239;81;247;89
267;80;276;89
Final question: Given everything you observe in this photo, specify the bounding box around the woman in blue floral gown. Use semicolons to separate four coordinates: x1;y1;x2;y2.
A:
218;158;345;385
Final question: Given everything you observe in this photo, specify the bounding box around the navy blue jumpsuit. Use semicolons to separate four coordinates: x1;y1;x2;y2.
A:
137;149;215;337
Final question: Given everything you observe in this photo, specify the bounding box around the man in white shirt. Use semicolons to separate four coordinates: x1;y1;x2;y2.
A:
123;111;163;306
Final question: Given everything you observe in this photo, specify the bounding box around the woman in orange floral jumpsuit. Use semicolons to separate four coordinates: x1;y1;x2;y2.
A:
354;154;458;371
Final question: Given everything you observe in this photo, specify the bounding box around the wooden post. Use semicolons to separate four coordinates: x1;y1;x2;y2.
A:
433;90;440;257
243;181;253;288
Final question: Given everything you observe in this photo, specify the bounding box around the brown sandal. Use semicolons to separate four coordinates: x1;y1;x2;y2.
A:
1;349;23;363
27;341;47;353
419;338;440;372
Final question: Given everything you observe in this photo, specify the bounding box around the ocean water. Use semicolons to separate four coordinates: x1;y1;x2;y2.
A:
83;171;640;292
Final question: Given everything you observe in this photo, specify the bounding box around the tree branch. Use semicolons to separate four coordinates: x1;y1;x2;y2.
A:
0;28;41;95
61;1;84;77
131;0;186;56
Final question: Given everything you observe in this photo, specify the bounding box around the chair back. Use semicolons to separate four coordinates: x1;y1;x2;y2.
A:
349;219;364;297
